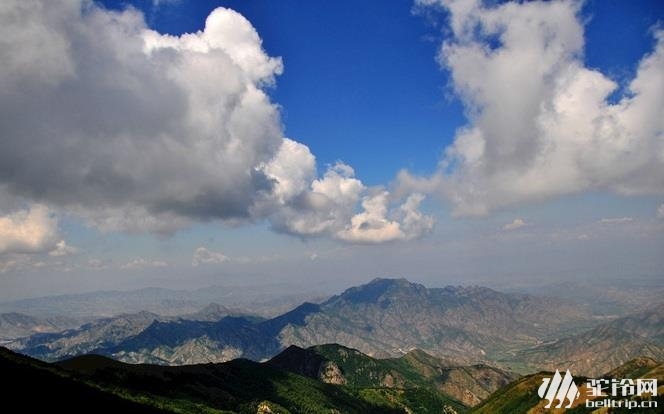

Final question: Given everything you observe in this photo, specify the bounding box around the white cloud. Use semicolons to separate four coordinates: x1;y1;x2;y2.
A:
410;0;664;216
657;204;664;219
0;1;284;232
268;163;364;236
121;257;168;269
502;218;527;231
259;138;316;205
192;247;228;266
398;193;436;239
336;192;434;243
600;217;634;224
337;191;405;243
0;205;59;254
48;240;78;257
0;1;433;245
268;163;434;243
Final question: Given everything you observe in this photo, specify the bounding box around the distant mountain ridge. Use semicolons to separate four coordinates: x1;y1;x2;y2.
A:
13;310;164;360
8;304;263;363
14;278;597;368
0;312;83;341
10;278;663;378
112;302;324;364
276;278;595;364
515;303;664;376
0;285;324;318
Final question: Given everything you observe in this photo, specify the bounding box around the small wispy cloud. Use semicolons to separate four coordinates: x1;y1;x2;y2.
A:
599;217;633;224
192;247;228;266
87;258;107;270
121;257;168;270
502;218;527;231
152;0;181;8
657;204;664;219
49;240;77;257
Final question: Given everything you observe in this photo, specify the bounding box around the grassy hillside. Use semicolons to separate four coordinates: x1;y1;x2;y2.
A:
268;344;516;407
56;349;471;413
4;344;660;414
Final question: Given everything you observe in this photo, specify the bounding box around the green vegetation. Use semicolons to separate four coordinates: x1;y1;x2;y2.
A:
54;350;452;413
470;373;549;414
2;343;661;414
269;344;516;407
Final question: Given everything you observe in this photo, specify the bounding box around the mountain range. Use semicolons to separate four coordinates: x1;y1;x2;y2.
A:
7;278;664;379
10;278;594;367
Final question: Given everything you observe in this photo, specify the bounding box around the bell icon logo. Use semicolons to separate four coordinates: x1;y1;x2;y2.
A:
538;370;580;408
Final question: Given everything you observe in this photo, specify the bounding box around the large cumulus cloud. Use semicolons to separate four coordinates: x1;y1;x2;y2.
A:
1;1;283;232
406;0;664;216
0;0;432;243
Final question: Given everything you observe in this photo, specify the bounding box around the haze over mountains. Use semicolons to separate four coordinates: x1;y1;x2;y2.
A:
2;277;663;413
516;303;664;376
0;285;324;318
5;278;663;378
0;313;82;341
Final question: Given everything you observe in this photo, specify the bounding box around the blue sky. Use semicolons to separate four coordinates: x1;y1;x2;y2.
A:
128;0;663;180
0;0;662;300
138;0;462;182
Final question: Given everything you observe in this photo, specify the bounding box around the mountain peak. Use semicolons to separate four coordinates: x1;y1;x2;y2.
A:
368;277;411;285
329;278;425;305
